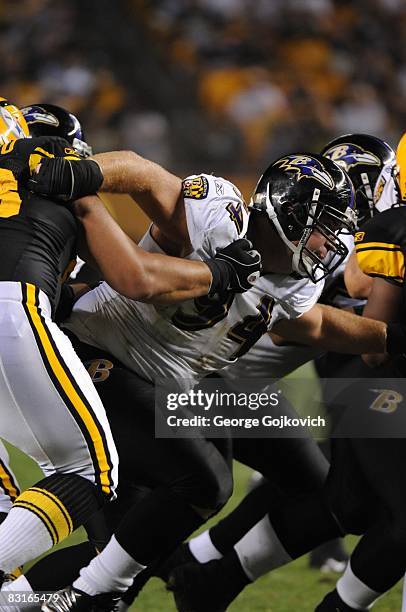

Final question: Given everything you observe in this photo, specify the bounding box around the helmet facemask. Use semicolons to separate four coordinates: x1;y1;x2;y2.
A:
0;99;29;145
255;183;357;282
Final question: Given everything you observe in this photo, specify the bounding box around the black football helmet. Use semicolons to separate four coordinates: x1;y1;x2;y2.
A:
20;103;92;157
250;153;356;282
321;134;395;224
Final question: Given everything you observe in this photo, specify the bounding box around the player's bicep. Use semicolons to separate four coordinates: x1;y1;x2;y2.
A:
362;277;402;323
93;150;188;245
344;250;373;299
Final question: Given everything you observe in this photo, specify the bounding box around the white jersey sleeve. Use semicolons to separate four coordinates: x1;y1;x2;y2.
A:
374;160;398;213
182;174;249;255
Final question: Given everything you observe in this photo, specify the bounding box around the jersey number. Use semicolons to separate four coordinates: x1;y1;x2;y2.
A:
227;296;274;359
172;293;274;359
172;292;235;331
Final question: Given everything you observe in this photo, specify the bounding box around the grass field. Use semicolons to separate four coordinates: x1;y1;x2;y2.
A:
4;362;403;610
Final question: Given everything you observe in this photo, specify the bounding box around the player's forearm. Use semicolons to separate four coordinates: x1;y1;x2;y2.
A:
93;151;161;194
274;304;387;354
73;195;211;302
139;255;212;304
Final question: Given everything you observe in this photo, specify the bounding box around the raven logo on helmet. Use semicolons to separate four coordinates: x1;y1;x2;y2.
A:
275;155;335;190
324;143;381;170
21;106;60;128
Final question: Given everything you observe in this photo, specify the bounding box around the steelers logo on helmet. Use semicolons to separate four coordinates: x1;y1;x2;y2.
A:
321;134;395;224
250;152;356;283
0;98;29;145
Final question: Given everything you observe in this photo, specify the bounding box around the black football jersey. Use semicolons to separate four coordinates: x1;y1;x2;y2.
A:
354;207;406;286
0;136;81;312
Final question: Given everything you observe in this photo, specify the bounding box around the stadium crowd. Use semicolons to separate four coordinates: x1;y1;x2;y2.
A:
1;0;405;172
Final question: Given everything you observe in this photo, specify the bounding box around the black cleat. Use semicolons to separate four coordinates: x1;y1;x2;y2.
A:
315;589;358;611
0;570;4;589
155;543;198;583
167;556;248;612
41;586;121;612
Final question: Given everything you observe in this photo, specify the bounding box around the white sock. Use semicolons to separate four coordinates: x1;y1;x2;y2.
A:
234;515;292;581
2;575;33;592
73;536;146;595
189;530;223;563
402;574;406;612
1;575;33;612
337;562;381;610
0;507;53;572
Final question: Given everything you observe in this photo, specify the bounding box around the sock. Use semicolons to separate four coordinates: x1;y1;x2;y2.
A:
0;473;102;573
210;481;274;554
189;530;223;563
26;542;96;591
2;575;33;593
337;563;381;610
0;575;34;612
0;507;53;573
235;514;292;581
73;536;146;595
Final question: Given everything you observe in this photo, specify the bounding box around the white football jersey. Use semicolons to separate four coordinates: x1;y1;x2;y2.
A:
221;233;362;387
66;174;322;390
374;160;398;213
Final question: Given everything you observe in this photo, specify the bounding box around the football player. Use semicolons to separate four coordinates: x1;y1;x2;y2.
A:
0;98;259;589
161;135;406;612
24;146;406;610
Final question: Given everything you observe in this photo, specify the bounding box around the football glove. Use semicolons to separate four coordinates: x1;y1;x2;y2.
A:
28;157;103;202
205;238;262;295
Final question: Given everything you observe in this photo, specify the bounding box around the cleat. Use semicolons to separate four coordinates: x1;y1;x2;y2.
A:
0;570;4;589
315;588;358;611
319;558;347;574
41;586;120;612
156;543;198;583
309;539;349;573
167;560;239;612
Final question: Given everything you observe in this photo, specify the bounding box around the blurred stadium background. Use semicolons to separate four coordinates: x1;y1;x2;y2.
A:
2;0;405;609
